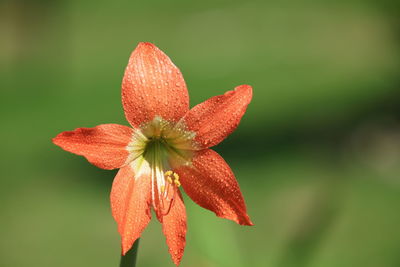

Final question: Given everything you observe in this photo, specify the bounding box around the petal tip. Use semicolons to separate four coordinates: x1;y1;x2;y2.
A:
121;237;138;256
235;84;253;98
52;131;68;147
121;247;128;256
241;218;255;226
236;84;252;90
239;213;254;226
171;253;184;266
235;211;254;226
136;42;157;51
219;213;255;226
121;249;128;256
51;135;59;145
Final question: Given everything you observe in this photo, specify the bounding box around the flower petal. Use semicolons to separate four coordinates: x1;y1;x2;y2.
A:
182;84;252;148
110;163;152;254
52;124;133;170
162;190;187;266
122;42;189;127
176;149;253;226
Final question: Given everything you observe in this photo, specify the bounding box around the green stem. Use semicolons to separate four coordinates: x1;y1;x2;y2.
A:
120;239;140;267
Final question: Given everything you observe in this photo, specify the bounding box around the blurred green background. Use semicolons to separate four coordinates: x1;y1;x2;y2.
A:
1;0;400;266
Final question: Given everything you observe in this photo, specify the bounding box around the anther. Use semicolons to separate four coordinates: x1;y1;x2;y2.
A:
165;170;180;186
167;176;173;184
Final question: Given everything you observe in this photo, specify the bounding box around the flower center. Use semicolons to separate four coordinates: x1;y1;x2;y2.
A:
126;116;196;220
140;118;195;169
143;137;169;168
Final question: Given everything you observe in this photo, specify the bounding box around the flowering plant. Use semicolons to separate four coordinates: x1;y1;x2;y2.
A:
53;42;253;266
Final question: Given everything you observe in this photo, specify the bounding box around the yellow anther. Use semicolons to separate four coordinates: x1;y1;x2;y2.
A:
160;185;165;193
167;176;173;184
165;170;180;186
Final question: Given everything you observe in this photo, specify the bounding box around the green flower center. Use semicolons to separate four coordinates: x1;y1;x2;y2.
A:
142;137;170;170
126;115;196;182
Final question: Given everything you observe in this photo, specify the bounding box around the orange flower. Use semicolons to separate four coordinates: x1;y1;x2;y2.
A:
53;42;253;265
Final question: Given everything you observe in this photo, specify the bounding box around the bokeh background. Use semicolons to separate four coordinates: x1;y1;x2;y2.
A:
1;0;400;266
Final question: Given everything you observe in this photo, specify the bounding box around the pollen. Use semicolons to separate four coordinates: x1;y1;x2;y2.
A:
167;176;173;184
164;170;181;187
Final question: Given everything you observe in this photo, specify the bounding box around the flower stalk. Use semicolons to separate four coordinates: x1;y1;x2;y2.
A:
120;239;140;267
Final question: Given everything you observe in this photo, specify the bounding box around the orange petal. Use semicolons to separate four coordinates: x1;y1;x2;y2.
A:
52;124;133;170
162;190;187;266
176;149;253;226
110;164;152;254
182;84;252;148
122;42;189;127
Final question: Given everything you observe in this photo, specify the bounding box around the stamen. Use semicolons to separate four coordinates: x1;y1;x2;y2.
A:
158;170;181;217
164;170;181;187
167;176;173;184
